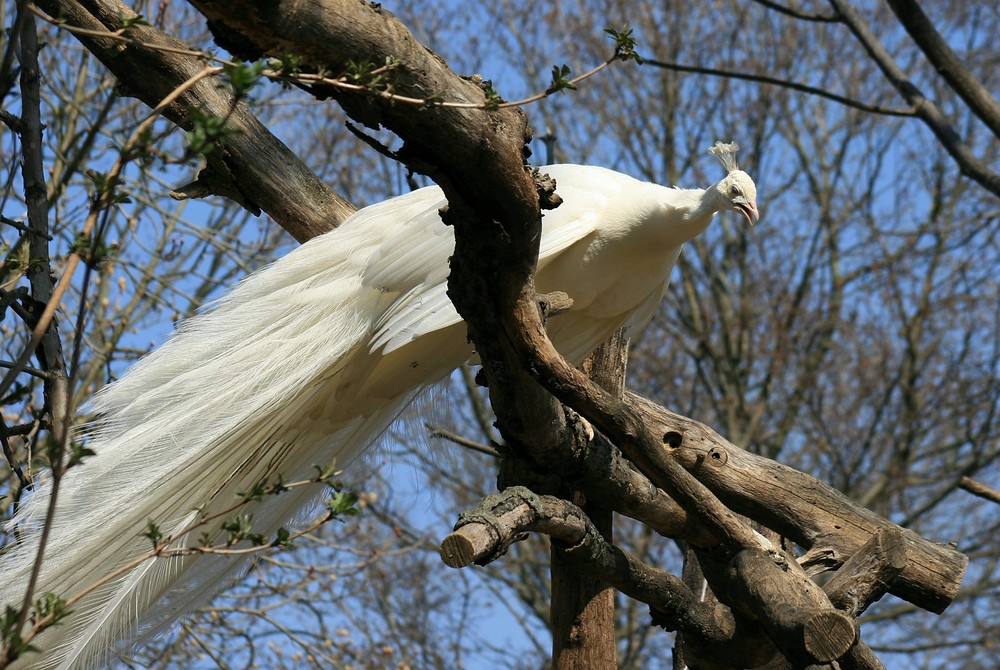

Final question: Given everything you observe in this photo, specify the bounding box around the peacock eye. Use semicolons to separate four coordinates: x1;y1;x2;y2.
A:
730;184;741;196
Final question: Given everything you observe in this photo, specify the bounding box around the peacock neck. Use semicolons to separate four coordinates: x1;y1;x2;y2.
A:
694;178;729;219
657;182;723;242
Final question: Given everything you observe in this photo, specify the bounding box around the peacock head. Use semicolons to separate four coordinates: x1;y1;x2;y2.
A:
709;141;759;227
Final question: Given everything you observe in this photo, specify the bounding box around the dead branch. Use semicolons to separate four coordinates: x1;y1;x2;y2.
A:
823;528;907;616
627;393;967;613
441;487;776;668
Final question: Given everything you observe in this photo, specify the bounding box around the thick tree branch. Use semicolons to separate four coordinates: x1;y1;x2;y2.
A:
441;488;775;668
822;528;907;617
487;293;881;664
627;393;967;614
504;295;766;551
694;545;857;666
18;11;70;450
187;1;568;469
188;0;541;219
550;331;627;669
585;438;714;545
37;0;356;241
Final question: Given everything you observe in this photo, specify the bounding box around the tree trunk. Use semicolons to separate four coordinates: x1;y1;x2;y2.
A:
551;330;630;668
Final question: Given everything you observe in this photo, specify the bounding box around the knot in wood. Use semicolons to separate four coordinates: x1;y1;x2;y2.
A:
707;446;728;466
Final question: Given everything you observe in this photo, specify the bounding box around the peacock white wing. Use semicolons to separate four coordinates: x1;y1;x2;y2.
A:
0;149;756;669
0;190;452;669
370;164;613;356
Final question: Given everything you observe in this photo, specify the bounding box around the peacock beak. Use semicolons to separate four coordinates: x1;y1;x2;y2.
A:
736;199;759;227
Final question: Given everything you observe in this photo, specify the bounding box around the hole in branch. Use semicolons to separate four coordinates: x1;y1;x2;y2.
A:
662;431;683;449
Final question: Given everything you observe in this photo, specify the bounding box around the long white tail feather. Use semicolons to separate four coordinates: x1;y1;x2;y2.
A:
0;163;755;668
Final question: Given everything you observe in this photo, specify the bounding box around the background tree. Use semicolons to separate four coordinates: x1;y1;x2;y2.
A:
1;1;997;668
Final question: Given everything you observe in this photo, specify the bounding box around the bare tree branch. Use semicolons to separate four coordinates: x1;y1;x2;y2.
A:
748;0;839;22
826;0;1000;198
627;393;967;614
642;58;916;117
441;487;776;668
958;476;1000;505
822;528;907;616
885;0;1000;140
16;8;69;450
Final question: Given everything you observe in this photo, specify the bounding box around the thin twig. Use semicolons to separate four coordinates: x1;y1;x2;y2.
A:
0;64;220;402
0;426;32;493
0;293;35;325
0;360;52;380
0;0;32;101
31;4;619;113
2;56;231;650
426;423;499;457
642;58;916;117
1;214;52;238
179;623;232;670
749;0;839;22
17;472;343;647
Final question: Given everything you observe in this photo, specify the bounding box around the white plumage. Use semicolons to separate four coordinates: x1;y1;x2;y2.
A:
0;148;757;669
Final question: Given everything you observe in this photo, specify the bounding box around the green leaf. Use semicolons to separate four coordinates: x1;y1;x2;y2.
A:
269;474;289;495
221;515;265;546
1;604;37;659
119;12;150;29
546;64;577;95
481;81;503;112
67;441;96;468
143;519;163;545
314;460;342;482
270;51;305;78
274;527;293;548
184;110;239;158
605;26;643;64
32;593;69;626
225;60;266;97
328;491;360;518
85;169;117;196
342;56;400;93
2;604;22;638
237;478;268;502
